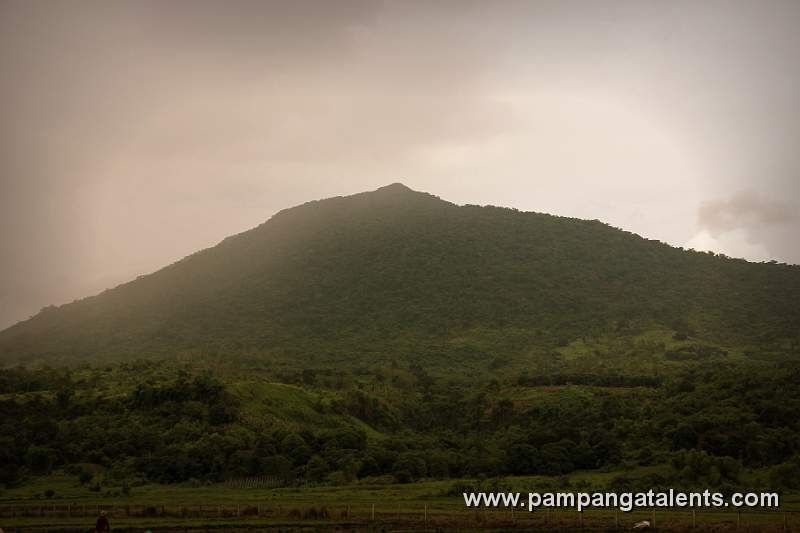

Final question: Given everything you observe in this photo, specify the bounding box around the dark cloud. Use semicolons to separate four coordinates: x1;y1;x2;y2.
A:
698;191;798;236
695;191;799;263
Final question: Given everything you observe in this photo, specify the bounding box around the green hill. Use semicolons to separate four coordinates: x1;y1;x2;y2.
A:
2;184;800;495
1;183;799;366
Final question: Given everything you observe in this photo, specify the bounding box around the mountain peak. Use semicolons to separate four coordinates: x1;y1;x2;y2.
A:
370;182;422;198
377;182;414;193
363;182;444;205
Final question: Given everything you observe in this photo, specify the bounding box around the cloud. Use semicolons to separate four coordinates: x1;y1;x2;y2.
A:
685;229;774;263
698;190;797;237
690;191;799;263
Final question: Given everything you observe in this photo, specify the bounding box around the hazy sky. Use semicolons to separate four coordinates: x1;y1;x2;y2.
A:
2;0;799;329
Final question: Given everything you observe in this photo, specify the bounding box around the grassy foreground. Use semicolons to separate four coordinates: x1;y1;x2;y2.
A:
1;472;798;531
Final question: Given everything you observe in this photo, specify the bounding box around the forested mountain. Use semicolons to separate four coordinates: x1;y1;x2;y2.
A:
1;183;799;366
3;184;800;494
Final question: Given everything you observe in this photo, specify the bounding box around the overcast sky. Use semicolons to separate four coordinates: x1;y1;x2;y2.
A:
1;0;799;329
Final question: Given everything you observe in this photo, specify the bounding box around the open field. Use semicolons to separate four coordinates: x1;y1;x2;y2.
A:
1;502;798;531
1;474;798;531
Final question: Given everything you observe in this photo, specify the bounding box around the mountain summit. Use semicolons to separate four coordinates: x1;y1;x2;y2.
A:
1;184;798;365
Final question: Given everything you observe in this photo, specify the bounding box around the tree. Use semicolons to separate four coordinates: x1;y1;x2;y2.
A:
672;424;699;450
305;455;329;482
25;446;54;474
281;433;312;466
262;455;294;481
394;451;427;481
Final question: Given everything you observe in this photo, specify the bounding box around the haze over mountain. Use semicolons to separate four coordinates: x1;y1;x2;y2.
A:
5;1;800;334
1;184;798;366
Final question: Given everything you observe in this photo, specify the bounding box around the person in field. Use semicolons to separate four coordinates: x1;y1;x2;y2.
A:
95;510;110;532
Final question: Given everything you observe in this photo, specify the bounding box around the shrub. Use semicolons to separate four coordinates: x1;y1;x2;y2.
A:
78;469;93;485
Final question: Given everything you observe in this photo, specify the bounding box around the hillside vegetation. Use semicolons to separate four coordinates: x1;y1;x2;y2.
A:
1;360;799;494
1;184;800;497
0;183;798;365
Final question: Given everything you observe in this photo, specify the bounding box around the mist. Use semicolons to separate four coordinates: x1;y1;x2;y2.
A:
2;0;799;329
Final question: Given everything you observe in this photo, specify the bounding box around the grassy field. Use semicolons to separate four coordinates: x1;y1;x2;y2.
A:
3;507;799;532
2;471;798;531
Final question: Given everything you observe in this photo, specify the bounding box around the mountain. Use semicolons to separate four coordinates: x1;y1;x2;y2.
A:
1;183;799;366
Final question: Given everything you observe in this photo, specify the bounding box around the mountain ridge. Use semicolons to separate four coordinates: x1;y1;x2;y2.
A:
1;183;799;365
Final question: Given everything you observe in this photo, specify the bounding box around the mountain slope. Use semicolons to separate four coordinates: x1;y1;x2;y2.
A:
1;183;799;365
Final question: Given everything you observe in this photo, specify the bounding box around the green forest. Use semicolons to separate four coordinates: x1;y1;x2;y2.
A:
1;356;799;497
1;184;798;366
1;184;799;505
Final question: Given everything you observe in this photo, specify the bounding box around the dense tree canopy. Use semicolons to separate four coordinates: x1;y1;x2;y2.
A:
1;360;798;493
0;184;797;366
1;185;798;496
